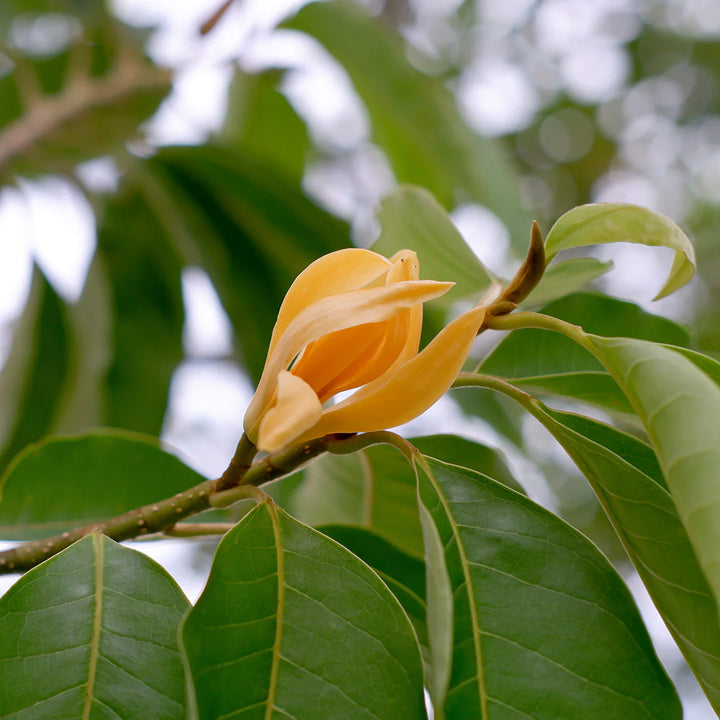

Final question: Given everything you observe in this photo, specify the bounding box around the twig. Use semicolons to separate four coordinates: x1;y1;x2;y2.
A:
0;52;171;174
0;432;347;574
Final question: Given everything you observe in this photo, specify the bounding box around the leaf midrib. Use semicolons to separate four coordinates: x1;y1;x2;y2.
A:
82;533;104;720
265;503;284;720
426;460;488;718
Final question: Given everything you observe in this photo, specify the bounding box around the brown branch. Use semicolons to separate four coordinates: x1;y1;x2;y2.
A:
0;50;171;174
0;433;345;574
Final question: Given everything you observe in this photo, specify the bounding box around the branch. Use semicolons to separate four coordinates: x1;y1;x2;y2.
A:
0;433;348;574
0;49;171;174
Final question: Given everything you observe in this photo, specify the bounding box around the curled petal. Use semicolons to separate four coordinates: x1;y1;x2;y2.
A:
291;249;423;400
267;248;392;359
244;279;453;434
255;371;322;451
295;305;487;441
291;322;388;402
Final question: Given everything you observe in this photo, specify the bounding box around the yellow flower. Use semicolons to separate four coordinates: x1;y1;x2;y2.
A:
243;247;486;452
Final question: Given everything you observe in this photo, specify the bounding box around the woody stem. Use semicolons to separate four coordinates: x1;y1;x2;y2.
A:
0;433;355;574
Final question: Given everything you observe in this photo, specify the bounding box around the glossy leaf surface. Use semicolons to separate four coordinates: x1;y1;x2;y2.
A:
417;457;681;719
318;524;427;648
293;434;521;558
533;404;720;712
182;501;426;720
461;373;720;712
0;534;189;719
587;336;720;617
479;293;689;414
0;430;205;540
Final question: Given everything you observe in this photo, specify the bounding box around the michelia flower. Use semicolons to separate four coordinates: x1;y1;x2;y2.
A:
243;247;486;452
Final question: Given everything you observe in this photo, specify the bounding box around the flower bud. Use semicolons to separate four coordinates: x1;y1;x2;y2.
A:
244;248;485;451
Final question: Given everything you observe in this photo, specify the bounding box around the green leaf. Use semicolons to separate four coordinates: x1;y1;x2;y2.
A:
284;1;532;253
416;435;523;494
292;435;521;558
0;429;205;540
586;337;720;618
318;524;427;648
138;145;350;383
0;533;189;719
182;501;426;720
666;344;720;386
544;203;696;299
478;293;690;415
452;387;526;447
0;267;71;475
462;373;720;711
96;183;185;435
50;256;112;433
535;406;720;711
222;69;309;185
372;186;495;304
416;457;681;719
293;444;423;557
525;257;614;307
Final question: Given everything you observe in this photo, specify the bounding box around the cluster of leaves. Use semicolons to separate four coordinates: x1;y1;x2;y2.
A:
1;1;720;719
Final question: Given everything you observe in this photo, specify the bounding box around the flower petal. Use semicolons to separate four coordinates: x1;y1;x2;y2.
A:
267;248;392;359
291;322;388;401
296;305;487;440
254;370;323;451
291;250;423;401
317;306;418;399
244;279;454;433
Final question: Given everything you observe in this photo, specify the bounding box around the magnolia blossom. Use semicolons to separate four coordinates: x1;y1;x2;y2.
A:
243;247;486;452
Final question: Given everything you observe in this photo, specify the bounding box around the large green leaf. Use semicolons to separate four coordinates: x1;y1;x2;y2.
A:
417;457;681;719
137;145;350;382
372;186;495;304
537;406;720;712
284;1;532;253
182;501;426;720
0;533;189;719
293;434;521;558
586;336;720;618
318;524;427;649
667;344;720;385
0;267;71;475
544;204;696;299
0;430;205;540
292;444;423;557
460;374;720;711
477;293;690;415
96;183;185;435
